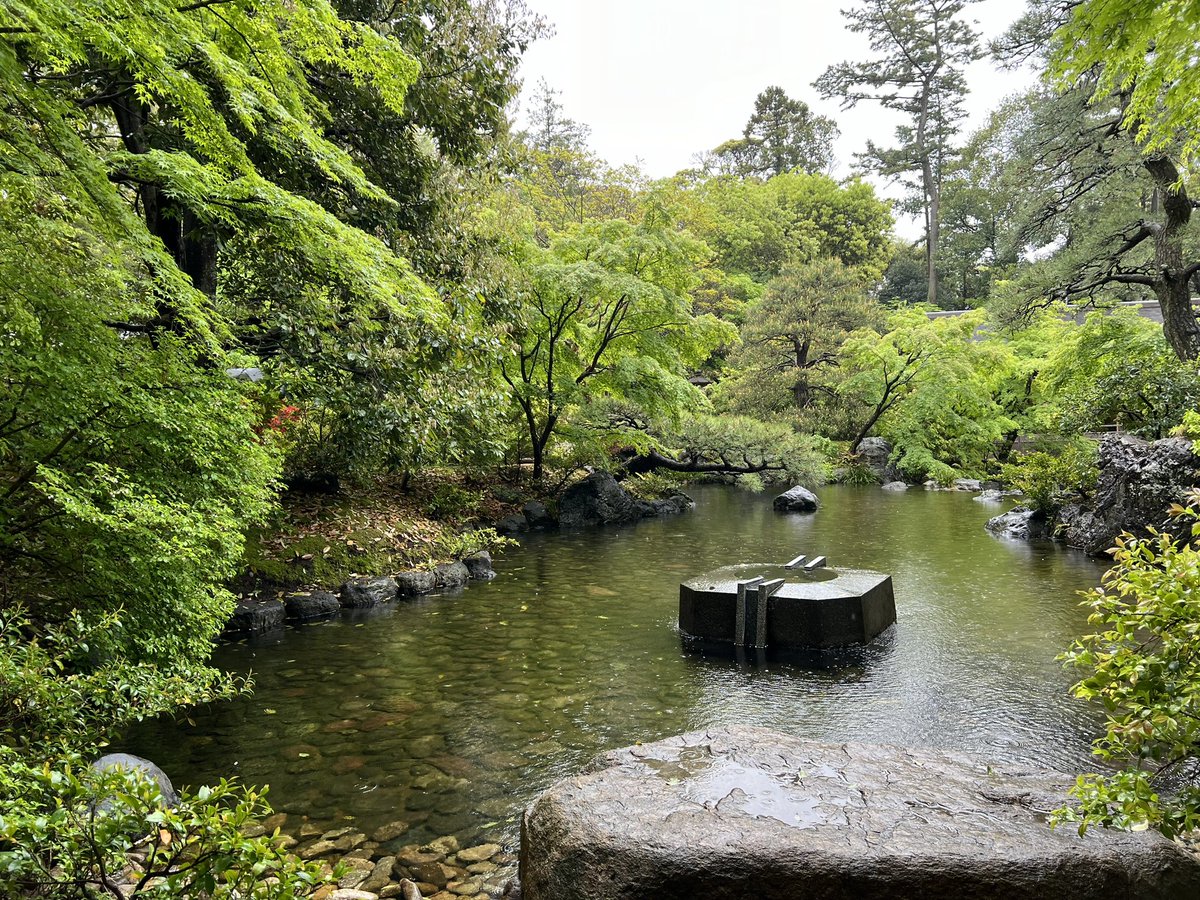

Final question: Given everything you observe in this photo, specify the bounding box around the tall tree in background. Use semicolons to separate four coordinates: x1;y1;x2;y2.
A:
816;0;980;306
713;86;839;177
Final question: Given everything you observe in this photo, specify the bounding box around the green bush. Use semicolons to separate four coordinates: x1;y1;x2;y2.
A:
0;610;329;898
999;442;1098;514
1054;497;1200;838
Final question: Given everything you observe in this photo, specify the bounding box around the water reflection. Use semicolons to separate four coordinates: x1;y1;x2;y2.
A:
124;484;1108;850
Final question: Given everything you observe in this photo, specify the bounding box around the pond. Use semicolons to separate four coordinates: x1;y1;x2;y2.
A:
125;484;1108;858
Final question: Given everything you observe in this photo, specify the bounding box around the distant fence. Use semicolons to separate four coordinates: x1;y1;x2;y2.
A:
929;300;1163;326
1009;426;1124;455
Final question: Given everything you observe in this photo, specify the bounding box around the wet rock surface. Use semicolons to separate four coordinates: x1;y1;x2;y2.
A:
91;753;180;808
1059;435;1200;555
986;505;1050;540
854;436;897;482
520;726;1200;900
462;551;495;580
881;480;908;491
341;577;400;608
521;501;557;530
434;562;471;589
395;569;438;597
772;485;820;512
285;591;342;621
225;599;286;635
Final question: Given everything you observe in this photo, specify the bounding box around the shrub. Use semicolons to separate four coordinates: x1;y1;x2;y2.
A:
0;610;329;898
1054;497;1200;838
999;442;1098;514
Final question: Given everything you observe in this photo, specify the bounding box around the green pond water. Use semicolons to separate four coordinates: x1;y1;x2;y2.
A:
125;484;1108;855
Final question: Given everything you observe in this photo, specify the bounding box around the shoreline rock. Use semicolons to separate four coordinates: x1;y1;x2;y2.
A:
1058;435;1200;555
557;472;693;529
223;552;498;638
985;435;1200;556
520;726;1200;900
985;505;1050;541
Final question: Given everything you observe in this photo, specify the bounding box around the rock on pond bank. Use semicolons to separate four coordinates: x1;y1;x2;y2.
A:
224;552;496;637
520;726;1200;900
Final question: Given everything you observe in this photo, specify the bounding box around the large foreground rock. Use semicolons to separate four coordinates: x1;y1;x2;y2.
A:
772;485;820;512
1058;435;1200;555
520;726;1199;900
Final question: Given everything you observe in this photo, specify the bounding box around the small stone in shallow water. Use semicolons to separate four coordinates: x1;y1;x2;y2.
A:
411;861;456;887
394;847;440;869
299;840;339;859
360;857;395;894
337;858;375;889
371;820;410;843
457;844;500;864
422;835;460;855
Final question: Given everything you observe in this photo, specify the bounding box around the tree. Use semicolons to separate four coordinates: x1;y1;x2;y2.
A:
713;86;839;177
937;105;1025;308
669;171;894;283
513;82;648;234
298;0;548;278
1040;311;1200;439
990;81;1200;361
622;415;831;485
500;216;734;480
816;0;981;306
721;258;880;416
838;308;1014;479
1051;0;1200;174
0;0;433;893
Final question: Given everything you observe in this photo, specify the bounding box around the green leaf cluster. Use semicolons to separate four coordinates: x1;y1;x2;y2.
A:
1055;501;1200;838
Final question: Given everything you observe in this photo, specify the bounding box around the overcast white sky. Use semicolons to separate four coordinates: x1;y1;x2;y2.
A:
513;0;1038;237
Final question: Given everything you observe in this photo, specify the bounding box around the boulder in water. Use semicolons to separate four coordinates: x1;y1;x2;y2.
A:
462;550;496;580
92;753;179;809
284;590;341;621
395;569;437;597
225;599;285;636
557;472;651;528
985;505;1049;540
522;500;557;529
854;436;896;482
773;485;820;512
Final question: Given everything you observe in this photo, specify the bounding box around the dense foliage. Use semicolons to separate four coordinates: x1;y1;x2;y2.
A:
4;0;1200;885
1055;501;1200;838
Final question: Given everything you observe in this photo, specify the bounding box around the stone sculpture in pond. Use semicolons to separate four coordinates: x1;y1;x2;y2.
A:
679;554;895;656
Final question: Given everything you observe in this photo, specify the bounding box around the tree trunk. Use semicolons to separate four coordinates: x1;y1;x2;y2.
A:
1155;273;1199;361
916;80;939;307
1143;154;1200;360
